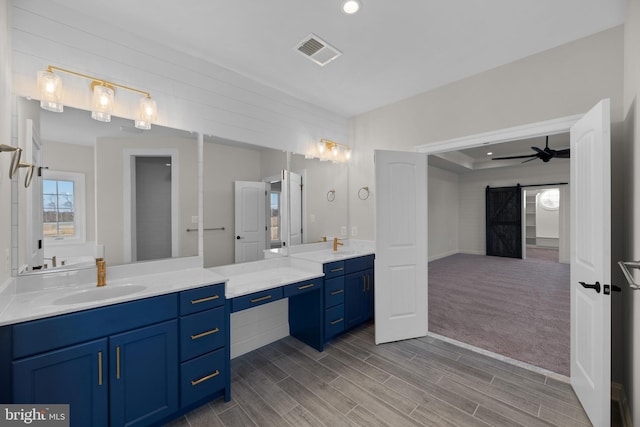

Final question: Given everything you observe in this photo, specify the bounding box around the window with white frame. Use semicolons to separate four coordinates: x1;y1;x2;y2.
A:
43;170;86;243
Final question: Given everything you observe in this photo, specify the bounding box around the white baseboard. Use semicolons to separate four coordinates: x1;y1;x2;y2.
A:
428;249;459;262
612;382;632;427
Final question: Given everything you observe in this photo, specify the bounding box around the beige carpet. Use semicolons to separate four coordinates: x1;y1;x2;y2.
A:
428;253;570;375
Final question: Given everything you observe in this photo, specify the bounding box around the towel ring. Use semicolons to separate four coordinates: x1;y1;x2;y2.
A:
327;189;336;202
358;186;369;200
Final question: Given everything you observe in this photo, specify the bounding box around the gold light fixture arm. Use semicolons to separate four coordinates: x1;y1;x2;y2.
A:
46;65;152;98
0;144;22;179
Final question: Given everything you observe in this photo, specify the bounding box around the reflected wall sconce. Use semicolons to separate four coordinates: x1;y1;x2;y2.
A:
314;139;351;163
618;261;640;290
0;144;22;179
37;65;157;129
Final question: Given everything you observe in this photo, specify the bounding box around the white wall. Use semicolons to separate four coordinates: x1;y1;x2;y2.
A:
10;0;347;155
535;191;560;240
623;0;640;422
428;166;459;260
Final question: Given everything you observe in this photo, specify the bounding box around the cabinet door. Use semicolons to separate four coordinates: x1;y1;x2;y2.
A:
109;320;178;427
363;268;374;322
345;271;367;330
12;338;108;427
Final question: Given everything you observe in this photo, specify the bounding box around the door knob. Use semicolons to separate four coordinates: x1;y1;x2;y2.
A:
579;281;601;293
236;236;243;240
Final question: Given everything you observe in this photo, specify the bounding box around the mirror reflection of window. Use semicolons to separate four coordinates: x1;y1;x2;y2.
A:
270;190;281;247
43;170;86;243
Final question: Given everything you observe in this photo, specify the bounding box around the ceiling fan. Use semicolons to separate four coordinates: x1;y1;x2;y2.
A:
492;136;570;163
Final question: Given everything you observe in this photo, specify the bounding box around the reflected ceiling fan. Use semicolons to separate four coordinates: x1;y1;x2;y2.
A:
492;136;570;163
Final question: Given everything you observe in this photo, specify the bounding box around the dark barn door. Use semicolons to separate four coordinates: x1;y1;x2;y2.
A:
486;185;522;258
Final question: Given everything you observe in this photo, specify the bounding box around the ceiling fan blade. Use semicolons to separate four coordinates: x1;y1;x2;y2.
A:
492;154;538;160
522;157;539;164
554;148;570;158
531;146;545;154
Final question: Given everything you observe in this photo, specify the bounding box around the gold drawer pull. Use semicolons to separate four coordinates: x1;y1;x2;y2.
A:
250;295;272;303
116;346;121;380
330;317;344;325
191;295;220;304
297;283;315;290
330;289;344;295
191;370;220;386
329;267;344;273
191;328;220;340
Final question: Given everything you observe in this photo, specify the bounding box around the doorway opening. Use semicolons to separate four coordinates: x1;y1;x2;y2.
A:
419;118;577;375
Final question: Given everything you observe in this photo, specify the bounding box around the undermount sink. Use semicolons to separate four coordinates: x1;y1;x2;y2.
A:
53;284;147;305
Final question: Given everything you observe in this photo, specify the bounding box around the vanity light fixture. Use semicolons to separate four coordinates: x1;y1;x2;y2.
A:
317;138;352;163
37;65;158;129
341;0;361;14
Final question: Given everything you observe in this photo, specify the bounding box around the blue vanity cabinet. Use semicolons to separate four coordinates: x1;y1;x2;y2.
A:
109;320;178;427
325;255;375;340
287;279;324;351
178;283;230;408
12;338;109;427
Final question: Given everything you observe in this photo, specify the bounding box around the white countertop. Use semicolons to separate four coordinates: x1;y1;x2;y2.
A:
209;257;323;298
0;244;375;327
0;267;226;327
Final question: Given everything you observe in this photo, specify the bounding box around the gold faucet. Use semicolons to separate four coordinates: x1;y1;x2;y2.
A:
96;258;107;287
333;237;344;252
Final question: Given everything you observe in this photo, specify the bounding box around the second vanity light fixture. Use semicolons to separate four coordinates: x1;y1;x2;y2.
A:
315;139;352;163
37;65;158;129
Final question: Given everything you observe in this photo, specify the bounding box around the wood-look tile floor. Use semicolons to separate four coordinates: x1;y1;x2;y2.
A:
165;323;594;427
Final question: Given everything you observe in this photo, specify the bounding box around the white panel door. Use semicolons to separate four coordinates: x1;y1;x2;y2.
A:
234;181;267;263
25;120;43;270
570;99;611;427
374;150;428;344
289;171;303;245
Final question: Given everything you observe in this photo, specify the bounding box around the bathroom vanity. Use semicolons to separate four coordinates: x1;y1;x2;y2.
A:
0;244;374;427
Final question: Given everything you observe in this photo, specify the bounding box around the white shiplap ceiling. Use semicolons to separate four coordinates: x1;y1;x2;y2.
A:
48;1;626;117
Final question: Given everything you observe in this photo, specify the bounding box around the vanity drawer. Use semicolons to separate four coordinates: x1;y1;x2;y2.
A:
180;307;225;362
180;348;226;408
323;260;346;279
325;304;345;339
180;283;225;316
324;277;344;308
283;279;321;297
231;288;283;312
345;255;375;274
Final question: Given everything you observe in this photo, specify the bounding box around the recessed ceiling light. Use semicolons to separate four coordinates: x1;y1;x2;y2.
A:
342;0;361;14
486;152;493;156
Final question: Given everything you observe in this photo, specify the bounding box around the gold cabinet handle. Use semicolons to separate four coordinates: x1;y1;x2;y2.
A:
191;295;220;304
330;289;344;295
250;295;272;303
98;351;103;386
191;370;220;386
116;346;121;380
362;276;366;292
297;283;315;290
330;317;344;325
191;328;220;340
330;267;344;273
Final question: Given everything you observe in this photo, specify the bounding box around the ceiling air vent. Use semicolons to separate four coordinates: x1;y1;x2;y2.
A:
295;33;342;66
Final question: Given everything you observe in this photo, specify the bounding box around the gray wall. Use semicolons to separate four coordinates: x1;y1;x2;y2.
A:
0;0;9;285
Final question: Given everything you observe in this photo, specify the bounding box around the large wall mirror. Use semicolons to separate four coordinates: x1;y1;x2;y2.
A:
13;97;351;275
13;97;198;274
289;153;348;245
